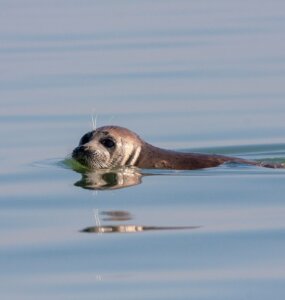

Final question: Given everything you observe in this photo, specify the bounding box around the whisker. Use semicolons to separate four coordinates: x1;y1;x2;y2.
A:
91;111;98;130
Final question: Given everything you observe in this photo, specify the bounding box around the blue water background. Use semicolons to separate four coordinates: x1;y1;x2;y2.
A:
1;1;285;299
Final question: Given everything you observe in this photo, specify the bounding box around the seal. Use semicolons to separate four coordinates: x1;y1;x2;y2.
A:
72;125;284;170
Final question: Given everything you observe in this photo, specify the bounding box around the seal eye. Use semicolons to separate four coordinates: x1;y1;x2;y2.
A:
100;138;115;148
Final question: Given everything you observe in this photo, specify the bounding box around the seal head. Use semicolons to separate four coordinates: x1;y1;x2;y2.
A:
72;126;142;169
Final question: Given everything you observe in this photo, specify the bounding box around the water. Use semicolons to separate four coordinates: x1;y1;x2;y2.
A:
1;1;285;299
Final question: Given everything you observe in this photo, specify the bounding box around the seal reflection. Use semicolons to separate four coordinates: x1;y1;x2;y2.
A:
81;223;201;234
74;167;142;190
81;209;200;234
68;161;201;234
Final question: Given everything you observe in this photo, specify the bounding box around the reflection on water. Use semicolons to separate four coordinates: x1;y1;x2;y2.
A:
63;157;142;190
101;210;133;221
74;166;142;190
66;144;285;236
81;209;200;234
81;224;200;234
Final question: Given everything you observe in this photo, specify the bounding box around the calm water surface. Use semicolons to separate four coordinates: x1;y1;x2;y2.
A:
1;1;285;299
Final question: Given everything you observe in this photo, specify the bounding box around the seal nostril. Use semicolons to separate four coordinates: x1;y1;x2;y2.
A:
72;146;85;158
78;146;86;152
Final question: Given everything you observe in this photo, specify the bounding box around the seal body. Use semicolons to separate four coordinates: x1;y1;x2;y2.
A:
72;125;284;170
